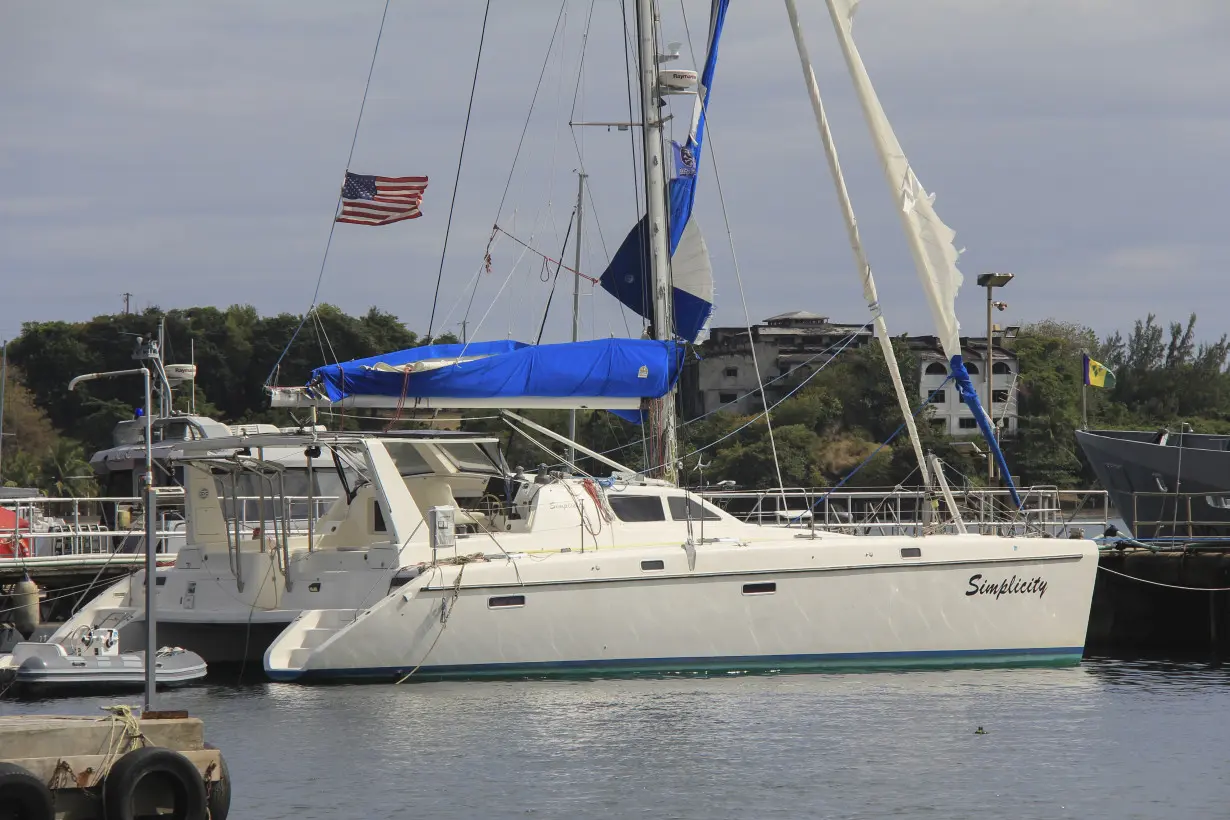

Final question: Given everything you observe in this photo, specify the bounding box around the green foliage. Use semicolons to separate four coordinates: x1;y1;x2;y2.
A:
7;306;1229;495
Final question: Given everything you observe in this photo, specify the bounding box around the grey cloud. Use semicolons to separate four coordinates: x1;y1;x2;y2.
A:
1;0;1227;348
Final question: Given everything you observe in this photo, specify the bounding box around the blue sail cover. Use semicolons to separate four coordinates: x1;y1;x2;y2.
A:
304;338;683;406
599;0;729;344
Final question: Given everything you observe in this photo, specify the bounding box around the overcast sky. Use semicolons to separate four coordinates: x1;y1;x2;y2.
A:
3;1;1229;352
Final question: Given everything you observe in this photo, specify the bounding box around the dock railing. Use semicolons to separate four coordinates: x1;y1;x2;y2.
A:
1129;491;1230;542
698;486;1110;538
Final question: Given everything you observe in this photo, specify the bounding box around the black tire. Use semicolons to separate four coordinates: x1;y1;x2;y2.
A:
203;743;231;820
0;762;55;820
102;746;208;820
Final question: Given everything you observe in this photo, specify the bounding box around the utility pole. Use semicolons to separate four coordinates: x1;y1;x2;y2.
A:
122;292;133;315
0;340;7;482
568;171;587;469
976;272;1014;484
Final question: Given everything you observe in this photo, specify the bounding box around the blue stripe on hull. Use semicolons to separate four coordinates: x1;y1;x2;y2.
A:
266;646;1085;683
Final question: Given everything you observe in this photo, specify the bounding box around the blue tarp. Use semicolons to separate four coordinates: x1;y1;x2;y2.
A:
305;338;684;406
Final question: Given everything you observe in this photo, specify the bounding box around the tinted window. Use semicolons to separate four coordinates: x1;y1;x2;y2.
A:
609;495;666;522
667;496;720;521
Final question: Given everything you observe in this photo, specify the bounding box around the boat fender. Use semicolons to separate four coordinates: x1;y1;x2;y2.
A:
12;578;41;639
203;742;232;820
102;746;208;820
0;762;56;820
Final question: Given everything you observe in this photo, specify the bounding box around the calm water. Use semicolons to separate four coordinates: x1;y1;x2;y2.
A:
7;658;1230;819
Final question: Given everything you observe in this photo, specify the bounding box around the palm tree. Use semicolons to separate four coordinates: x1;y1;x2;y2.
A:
39;440;97;499
1;449;41;488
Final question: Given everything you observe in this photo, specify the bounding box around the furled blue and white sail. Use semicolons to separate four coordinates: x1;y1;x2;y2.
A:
824;0;1021;506
599;0;729;344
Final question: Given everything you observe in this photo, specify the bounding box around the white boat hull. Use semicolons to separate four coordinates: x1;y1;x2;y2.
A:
266;534;1098;681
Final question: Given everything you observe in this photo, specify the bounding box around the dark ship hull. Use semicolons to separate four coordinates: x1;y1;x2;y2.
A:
1076;429;1230;539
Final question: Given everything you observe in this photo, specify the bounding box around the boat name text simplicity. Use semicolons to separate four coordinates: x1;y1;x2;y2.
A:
966;573;1047;600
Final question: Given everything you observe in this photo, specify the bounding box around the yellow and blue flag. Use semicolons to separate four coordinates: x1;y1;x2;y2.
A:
1083;354;1116;389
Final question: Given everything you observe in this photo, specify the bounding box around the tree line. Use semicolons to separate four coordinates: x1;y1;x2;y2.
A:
1;306;1226;495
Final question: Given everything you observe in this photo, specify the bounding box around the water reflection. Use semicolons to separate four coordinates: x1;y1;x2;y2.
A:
6;659;1230;819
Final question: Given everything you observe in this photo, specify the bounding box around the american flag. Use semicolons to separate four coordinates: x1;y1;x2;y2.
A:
336;171;428;226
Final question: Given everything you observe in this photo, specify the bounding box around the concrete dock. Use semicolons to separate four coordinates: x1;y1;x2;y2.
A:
0;710;227;818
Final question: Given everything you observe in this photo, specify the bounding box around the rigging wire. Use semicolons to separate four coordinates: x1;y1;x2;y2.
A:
544;324;873;473
488;1;570;238
426;0;494;340
535;208;579;343
266;0;392;385
676;0;787;496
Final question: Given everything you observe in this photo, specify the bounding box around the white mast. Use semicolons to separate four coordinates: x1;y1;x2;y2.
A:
782;0;930;488
635;0;678;483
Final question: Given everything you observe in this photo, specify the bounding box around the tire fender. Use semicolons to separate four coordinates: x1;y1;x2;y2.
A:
203;742;232;820
0;762;56;820
102;746;208;820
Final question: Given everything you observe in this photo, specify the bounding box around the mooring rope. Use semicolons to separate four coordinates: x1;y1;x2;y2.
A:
1097;564;1230;593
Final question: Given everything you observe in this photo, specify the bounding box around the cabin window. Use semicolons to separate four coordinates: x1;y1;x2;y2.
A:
641;560;666;571
667;496;721;521
609;495;667;522
900;547;922;558
373;501;387;533
489;595;525;609
992;361;1012;375
958;418;978;430
924;362;947;376
742;582;776;595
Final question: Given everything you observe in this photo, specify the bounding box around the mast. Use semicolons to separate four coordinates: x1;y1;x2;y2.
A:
635;0;678;483
568;171;586;469
782;0;930;488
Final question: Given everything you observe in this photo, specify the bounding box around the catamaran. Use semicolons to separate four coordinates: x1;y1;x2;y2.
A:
254;0;1098;682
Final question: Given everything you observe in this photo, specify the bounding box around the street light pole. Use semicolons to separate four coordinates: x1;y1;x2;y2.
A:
69;364;156;712
976;272;1014;485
